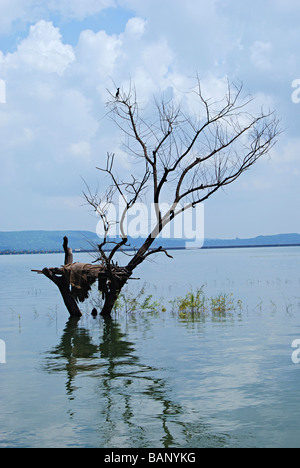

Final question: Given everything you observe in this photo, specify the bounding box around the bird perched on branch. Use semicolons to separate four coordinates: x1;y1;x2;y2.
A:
115;88;120;99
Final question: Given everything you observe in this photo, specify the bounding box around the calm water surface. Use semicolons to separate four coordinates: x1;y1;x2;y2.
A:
0;247;300;448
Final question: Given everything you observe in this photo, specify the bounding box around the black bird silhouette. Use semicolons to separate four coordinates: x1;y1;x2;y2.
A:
115;88;120;99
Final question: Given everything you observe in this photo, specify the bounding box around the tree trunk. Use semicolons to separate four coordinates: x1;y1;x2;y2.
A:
42;268;82;317
100;277;128;317
97;234;156;317
126;233;155;271
101;287;119;317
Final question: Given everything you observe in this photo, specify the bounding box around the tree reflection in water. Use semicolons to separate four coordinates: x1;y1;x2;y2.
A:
44;316;228;448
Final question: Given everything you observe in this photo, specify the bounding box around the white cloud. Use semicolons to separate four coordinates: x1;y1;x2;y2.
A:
48;0;116;20
71;29;125;108
272;137;300;166
125;17;147;37
76;28;122;80
0;0;32;34
72;16;177;103
5;20;75;75
69;141;91;160
119;37;175;101
271;0;300;11
250;41;273;70
119;0;228;73
142;40;173;81
0;0;116;34
0;1;298;236
0;20;100;203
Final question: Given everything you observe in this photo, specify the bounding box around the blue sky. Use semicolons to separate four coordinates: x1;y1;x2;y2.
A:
0;0;299;239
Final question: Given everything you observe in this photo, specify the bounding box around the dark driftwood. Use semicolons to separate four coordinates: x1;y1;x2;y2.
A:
32;236;133;317
63;235;73;265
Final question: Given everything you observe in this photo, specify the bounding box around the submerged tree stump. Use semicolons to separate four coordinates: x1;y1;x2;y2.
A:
41;266;82;317
32;236;132;317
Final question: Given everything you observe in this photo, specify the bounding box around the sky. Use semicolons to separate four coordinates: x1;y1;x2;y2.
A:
0;0;299;239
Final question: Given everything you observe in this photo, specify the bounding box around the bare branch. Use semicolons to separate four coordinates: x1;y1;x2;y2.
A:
143;246;174;260
86;78;281;274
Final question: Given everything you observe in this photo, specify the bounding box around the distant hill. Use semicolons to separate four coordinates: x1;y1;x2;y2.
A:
0;230;100;253
0;230;185;253
203;233;300;248
0;230;300;254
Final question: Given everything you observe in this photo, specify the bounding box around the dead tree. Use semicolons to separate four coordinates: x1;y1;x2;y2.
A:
32;236;134;317
33;78;280;317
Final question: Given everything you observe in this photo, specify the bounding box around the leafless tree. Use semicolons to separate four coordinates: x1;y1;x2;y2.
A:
81;77;280;316
34;77;280;317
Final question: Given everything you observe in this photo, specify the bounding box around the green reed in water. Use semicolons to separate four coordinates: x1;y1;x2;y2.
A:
91;283;243;318
170;287;243;318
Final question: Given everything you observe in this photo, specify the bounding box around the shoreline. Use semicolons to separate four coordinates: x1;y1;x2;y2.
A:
1;243;300;256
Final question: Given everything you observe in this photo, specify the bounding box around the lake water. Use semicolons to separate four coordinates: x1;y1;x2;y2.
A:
0;247;300;448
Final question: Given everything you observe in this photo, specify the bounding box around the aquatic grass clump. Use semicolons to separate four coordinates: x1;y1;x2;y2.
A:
171;287;207;316
171;287;243;318
91;283;242;319
115;286;160;315
210;293;243;314
91;284;161;316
